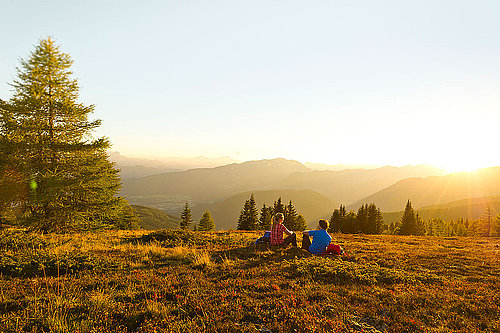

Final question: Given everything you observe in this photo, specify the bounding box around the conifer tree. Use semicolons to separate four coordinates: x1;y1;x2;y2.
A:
198;210;215;231
180;202;193;230
0;38;136;231
247;193;259;229
237;194;259;230
356;204;368;233
259;203;272;230
273;197;285;215
237;199;250;230
479;206;494;237
367;203;384;234
494;214;500;237
397;200;424;235
329;205;345;232
343;211;357;234
295;214;308;231
284;200;298;230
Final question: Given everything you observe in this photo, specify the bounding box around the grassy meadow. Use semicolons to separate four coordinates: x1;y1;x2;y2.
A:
0;229;499;332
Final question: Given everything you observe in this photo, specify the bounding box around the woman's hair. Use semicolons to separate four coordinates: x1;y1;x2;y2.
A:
318;219;329;230
272;213;284;230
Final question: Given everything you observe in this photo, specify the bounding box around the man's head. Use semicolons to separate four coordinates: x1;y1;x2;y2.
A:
318;219;329;230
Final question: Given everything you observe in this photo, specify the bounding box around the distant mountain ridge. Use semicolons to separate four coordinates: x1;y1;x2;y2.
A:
351;167;500;212
122;158;310;202
278;165;444;203
109;152;238;178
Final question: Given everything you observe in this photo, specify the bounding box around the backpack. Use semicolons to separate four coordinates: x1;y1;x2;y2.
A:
255;231;271;245
322;243;344;255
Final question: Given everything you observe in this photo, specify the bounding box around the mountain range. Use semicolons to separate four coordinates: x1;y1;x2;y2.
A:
122;158;309;202
349;167;500;212
118;156;500;229
109;152;238;178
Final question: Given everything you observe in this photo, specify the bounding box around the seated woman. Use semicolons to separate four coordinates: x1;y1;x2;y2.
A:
270;213;297;247
302;219;331;254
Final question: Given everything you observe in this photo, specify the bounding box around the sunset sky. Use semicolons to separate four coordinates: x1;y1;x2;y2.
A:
1;1;499;172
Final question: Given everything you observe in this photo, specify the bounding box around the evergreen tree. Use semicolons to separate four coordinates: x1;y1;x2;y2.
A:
180;202;193;230
479;206;494;237
247;193;259;229
356;204;368;233
273;197;285;215
367;203;384;234
397;200;424;235
237;199;250;230
259;203;272;230
0;38;135;231
343;211;357;234
283;200;298;230
198;210;215;231
495;214;500;237
237;193;259;230
329;209;340;233
295;214;308;231
329;205;346;233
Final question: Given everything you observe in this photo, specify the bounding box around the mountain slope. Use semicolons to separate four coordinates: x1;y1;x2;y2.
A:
131;205;180;230
277;165;444;203
382;195;500;225
351;167;500;212
122;158;310;202
191;189;336;230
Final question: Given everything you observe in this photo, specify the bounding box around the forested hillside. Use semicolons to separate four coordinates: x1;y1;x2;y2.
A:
383;195;500;225
131;205;180;230
191;190;335;230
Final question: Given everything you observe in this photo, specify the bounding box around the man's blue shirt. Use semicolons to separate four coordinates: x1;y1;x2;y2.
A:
308;229;331;254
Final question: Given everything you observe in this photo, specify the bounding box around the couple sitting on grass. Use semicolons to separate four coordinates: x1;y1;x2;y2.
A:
270;213;331;255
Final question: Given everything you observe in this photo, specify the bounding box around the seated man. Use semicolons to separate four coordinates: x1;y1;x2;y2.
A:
302;219;331;254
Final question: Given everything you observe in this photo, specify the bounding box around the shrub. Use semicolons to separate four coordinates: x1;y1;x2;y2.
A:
289;257;442;285
0;248;99;277
0;229;48;250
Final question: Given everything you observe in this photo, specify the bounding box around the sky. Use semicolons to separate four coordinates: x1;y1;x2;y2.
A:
1;0;499;172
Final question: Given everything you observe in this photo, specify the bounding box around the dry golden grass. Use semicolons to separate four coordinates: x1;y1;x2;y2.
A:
0;228;498;332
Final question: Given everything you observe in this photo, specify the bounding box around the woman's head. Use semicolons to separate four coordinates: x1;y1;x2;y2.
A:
275;213;284;223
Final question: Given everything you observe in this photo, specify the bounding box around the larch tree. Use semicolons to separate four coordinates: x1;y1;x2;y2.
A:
0;38;137;231
180;202;193;230
198;210;215;231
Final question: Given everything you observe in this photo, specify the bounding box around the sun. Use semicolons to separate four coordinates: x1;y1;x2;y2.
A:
439;160;490;174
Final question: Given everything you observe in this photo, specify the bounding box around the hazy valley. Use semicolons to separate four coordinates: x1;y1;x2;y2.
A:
116;155;500;230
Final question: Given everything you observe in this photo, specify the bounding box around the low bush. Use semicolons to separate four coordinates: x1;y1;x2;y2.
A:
0;229;48;250
0;248;100;277
129;230;255;248
289;256;442;285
